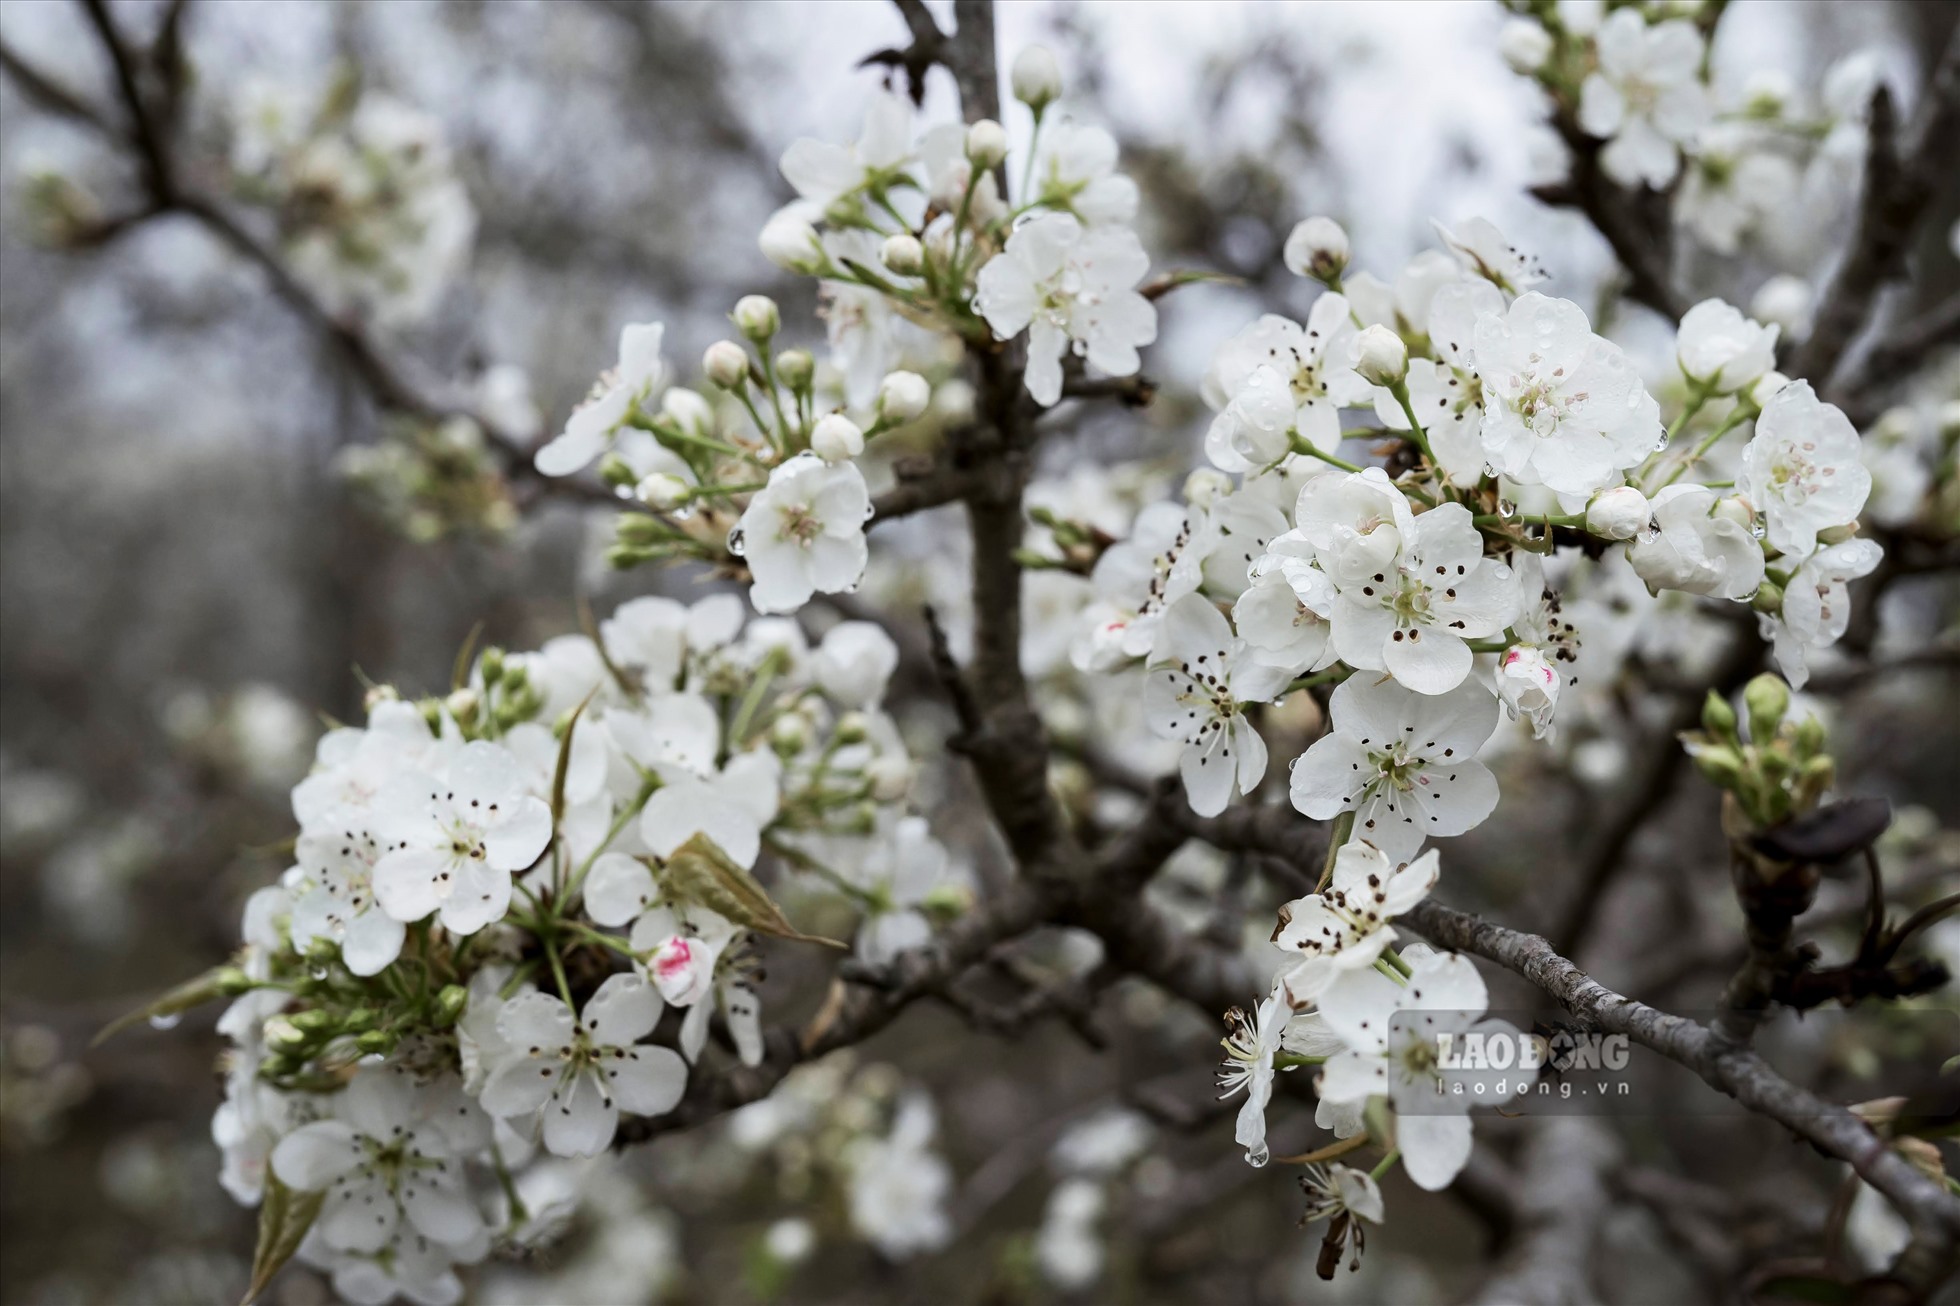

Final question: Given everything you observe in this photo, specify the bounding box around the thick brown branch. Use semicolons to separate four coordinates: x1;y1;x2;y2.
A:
1406;900;1960;1299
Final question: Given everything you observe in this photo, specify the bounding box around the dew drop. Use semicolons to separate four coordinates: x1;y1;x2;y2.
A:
726;526;747;555
1498;499;1518;520
1245;1144;1270;1169
148;1013;182;1031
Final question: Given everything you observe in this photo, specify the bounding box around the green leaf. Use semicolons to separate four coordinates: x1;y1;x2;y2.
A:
550;690;596;827
93;965;243;1047
239;1171;325;1305
664;832;846;949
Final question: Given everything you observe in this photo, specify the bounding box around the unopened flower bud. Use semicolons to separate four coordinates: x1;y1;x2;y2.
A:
1744;673;1790;742
1749;370;1791;409
479;647;505;686
355;1029;397;1055
1011;46;1063;112
704;340;750;390
812;413;865;462
777;348;816;391
434;984;469;1026
733;295;780;341
1688;742;1745;789
445;688;480;725
1712;495;1756;529
597;452;637;490
662;386;714;438
876;370;931;423
1751;579;1784;614
771;713;811;754
638;472;691;511
880;233;924;275
1183;467;1233;508
363;684;399;712
966;119;1008;168
1794;753;1836;808
214;966;255;996
1499;18;1554;72
867;755;912;802
1702;690;1738;740
835;711;870;745
647;935;713;1006
265;1016;310;1050
1794;713;1826;758
1749;275;1811;335
759;209;825;274
1354;324;1409;386
1283;216;1349;281
1586;485;1651;540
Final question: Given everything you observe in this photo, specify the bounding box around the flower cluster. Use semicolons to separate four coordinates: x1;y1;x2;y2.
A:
194;594;960;1300
228;71;476;328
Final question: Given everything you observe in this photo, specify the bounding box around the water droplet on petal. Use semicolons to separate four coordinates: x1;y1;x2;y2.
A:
1498;499;1518;520
1245;1144;1270;1169
726;526;747;555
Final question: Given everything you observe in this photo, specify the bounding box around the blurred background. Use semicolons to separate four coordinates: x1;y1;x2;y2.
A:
2;1;1956;1303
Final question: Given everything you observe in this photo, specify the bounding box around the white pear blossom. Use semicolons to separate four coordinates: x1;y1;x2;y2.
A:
1289;676;1501;863
1676;299;1779;394
1577;11;1710;188
1144;594;1292;816
1315;947;1532;1190
1497;554;1582;739
731;452;872;614
1274;842;1439;1005
974;212;1156;408
1204;299;1371;465
270;1068;485;1255
779;90;913;212
1764;538;1884;689
290;827;403;976
1217;987;1290;1166
372;741;553;935
1074;500;1207;669
1431;217;1546;294
1678;124;1801;255
1233;536;1338;676
813;621;900;708
1738;381;1872;559
1627;484;1766;599
535;323;666;477
1475;293;1661;497
850;816;959;966
847;1094;953;1259
480;975;687;1157
1031;121;1139;225
1324;501;1520;695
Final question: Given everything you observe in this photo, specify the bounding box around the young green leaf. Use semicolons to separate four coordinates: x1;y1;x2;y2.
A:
238;1170;326;1306
663;832;845;949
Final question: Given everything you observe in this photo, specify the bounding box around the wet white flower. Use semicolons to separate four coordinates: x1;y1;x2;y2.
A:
1577;10;1710;188
1586;485;1651;541
1218;987;1290;1166
535;323;666;477
1284;216;1350;281
1627;484;1766;600
1144;594;1291;816
372;741;553;935
1289;676;1501;864
732;452;872;614
1676;299;1778;394
811;413;865;463
1074;500;1207;669
1323;502;1520;695
1204;298;1371;465
1475;293;1660;497
1274;841;1439;1005
1233;534;1338;676
481;975;687;1157
1738;381;1872;559
974;212;1156;408
270;1068;484;1255
1763;538;1884;690
291;826;402;977
1431;217;1546;294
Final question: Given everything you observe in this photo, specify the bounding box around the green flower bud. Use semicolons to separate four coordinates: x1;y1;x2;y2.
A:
598;453;638;490
1743;673;1790;742
1751;580;1785;615
343;1007;379;1033
1795;754;1836;809
616;514;665;547
1701;691;1738;740
214;966;255;996
777;349;816;392
434;985;469;1027
355;1029;398;1055
1794;714;1826;759
1688;743;1745;789
480;647;505;686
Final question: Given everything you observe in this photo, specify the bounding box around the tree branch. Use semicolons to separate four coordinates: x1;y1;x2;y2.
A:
1789;31;1960;389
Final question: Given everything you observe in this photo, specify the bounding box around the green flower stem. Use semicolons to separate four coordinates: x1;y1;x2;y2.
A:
1289;434;1364;474
1286;666;1352;694
1317;810;1356;893
729;645;787;748
561;778;658;904
1369;1148;1402;1182
756;343;795;446
1387;379;1435;464
1660;405;1754;489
